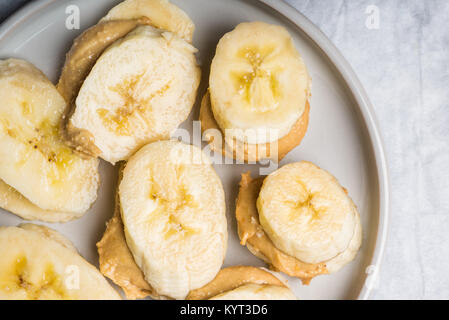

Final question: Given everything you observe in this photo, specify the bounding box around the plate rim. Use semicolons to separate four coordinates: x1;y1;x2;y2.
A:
256;0;390;300
0;0;390;300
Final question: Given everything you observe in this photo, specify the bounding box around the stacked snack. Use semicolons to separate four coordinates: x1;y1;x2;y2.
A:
201;22;311;162
58;0;201;164
97;141;228;300
236;162;362;284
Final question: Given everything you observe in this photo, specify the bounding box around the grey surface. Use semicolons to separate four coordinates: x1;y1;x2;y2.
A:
0;0;448;300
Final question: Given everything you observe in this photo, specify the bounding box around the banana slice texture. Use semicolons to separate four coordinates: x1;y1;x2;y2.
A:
58;0;195;106
68;25;201;164
0;224;121;300
119;141;227;299
210;22;311;145
57;19;149;109
0;59;99;219
101;0;194;43
0;180;79;223
236;173;326;283
187;266;296;300
97;163;159;300
257;161;362;268
200;91;310;162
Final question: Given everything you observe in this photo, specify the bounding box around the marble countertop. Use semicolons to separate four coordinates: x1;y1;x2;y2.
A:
1;0;448;300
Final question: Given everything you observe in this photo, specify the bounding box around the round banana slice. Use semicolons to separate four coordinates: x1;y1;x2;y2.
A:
187;266;296;300
0;224;120;300
257;161;361;265
101;0;195;43
119;141;227;299
236;173;327;284
209;21;311;144
69;26;201;164
0;59;99;217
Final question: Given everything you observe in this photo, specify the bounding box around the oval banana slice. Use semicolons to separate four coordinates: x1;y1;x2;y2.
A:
0;224;120;300
119;141;227;299
69;26;201;164
101;0;195;43
257;161;361;265
210;21;311;144
0;59;99;217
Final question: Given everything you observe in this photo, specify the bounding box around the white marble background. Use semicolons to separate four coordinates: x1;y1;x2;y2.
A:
1;0;448;300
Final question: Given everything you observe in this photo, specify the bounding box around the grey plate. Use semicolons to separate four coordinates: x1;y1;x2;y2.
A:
0;0;389;300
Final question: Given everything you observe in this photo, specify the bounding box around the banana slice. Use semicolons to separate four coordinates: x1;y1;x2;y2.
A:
119;141;227;299
0;224;120;300
187;266;296;300
18;224;78;252
236;164;362;283
209;22;311;144
0;180;79;223
200;91;310;162
236;173;327;284
68;26;201;164
101;0;194;43
57;19;149;108
0;59;99;218
257;161;362;265
58;0;196;156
